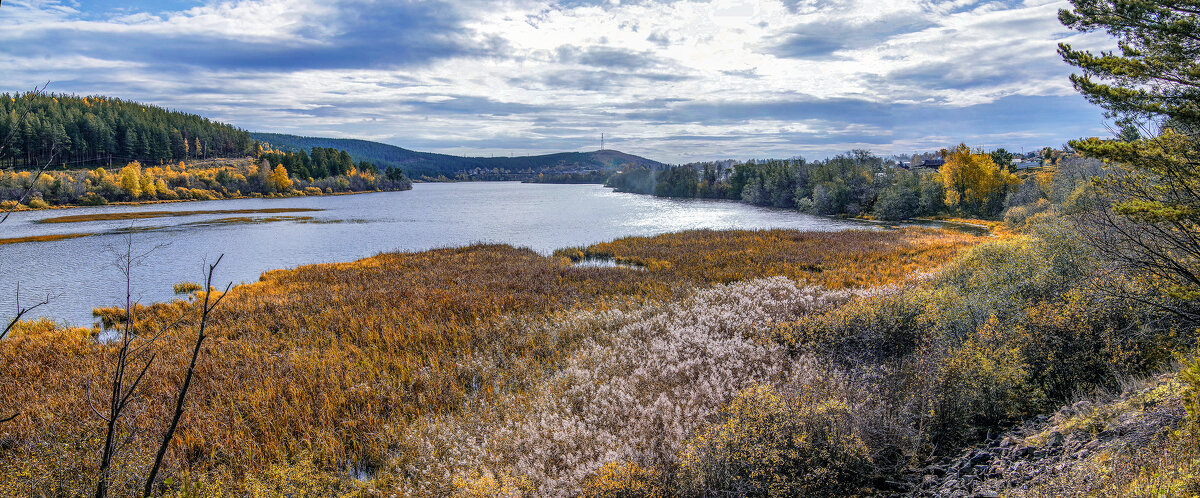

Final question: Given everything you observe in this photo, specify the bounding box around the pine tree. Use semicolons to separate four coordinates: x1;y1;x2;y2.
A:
1060;0;1200;319
1059;1;1200;128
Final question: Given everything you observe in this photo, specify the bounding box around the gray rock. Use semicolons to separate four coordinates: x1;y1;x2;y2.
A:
970;451;993;466
1048;431;1064;447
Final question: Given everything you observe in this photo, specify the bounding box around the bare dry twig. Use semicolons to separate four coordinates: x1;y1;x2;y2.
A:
143;255;229;497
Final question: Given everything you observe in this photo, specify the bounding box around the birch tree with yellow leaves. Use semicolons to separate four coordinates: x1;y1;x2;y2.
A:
938;143;1022;217
269;164;293;193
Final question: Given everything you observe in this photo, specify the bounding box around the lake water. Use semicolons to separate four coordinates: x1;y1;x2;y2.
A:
2;182;930;325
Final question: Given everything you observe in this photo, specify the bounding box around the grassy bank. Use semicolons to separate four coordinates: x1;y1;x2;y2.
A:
0;187;400;213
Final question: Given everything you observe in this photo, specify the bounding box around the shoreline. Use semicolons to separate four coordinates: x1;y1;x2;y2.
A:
601;184;1001;236
1;187;405;213
7;180;999;236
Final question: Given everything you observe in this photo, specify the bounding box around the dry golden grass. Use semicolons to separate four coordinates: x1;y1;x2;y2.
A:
37;208;324;224
0;228;983;495
564;228;982;289
0;233;94;245
917;216;1014;237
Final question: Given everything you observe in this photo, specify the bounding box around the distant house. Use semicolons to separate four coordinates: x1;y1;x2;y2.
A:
917;158;944;168
1014;160;1041;169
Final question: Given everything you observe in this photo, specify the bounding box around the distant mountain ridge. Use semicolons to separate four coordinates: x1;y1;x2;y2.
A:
251;132;662;179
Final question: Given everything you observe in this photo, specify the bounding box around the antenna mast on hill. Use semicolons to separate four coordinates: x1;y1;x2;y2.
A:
601;133;605;151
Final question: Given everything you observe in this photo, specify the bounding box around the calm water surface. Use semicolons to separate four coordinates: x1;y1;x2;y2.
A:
4;182;905;325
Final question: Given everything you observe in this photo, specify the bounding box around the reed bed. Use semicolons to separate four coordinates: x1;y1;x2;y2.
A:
0;233;93;246
0;228;981;495
393;277;865;496
36;208;324;224
557;228;981;288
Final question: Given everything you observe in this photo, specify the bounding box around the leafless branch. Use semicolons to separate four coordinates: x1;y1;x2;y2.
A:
144;255;229;497
0;143;59;225
95;235;161;498
83;381;110;423
0;283;51;341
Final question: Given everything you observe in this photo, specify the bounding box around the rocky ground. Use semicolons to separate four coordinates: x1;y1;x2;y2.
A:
909;373;1185;497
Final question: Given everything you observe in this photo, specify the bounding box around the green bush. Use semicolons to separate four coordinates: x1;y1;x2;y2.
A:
676;384;872;496
77;192;108;206
931;231;1091;336
1002;198;1051;229
873;184;920;220
927;316;1046;446
773;288;926;364
1180;355;1200;433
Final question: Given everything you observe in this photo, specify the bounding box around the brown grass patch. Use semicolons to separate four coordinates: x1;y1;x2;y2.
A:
564;228;982;288
36;208;324;224
0;233;94;245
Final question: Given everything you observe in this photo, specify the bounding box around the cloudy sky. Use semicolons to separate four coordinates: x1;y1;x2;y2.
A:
0;0;1114;162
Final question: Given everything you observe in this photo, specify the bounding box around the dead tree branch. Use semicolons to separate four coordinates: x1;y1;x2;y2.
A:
143;255;229;497
95;235;158;498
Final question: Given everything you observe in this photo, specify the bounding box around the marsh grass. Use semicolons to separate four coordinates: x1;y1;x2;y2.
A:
36;208;324;224
556;228;981;289
0;233;93;245
0;228;982;495
0;216;322;248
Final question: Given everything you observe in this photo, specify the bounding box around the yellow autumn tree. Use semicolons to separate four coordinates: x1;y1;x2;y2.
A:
269;164;293;193
139;171;158;198
119;161;143;199
939;143;1021;216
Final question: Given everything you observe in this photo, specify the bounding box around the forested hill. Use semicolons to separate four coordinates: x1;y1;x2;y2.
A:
0;93;253;169
0;91;660;179
251;132;663;179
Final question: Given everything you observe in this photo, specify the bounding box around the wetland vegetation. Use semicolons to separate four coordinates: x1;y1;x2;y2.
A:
2;0;1200;496
35;208;324;224
0;228;984;495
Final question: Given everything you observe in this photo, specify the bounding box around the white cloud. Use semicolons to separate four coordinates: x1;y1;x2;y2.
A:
0;0;1112;161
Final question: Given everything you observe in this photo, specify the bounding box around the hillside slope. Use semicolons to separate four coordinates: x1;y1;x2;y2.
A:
251;132;662;179
0;93;253;169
